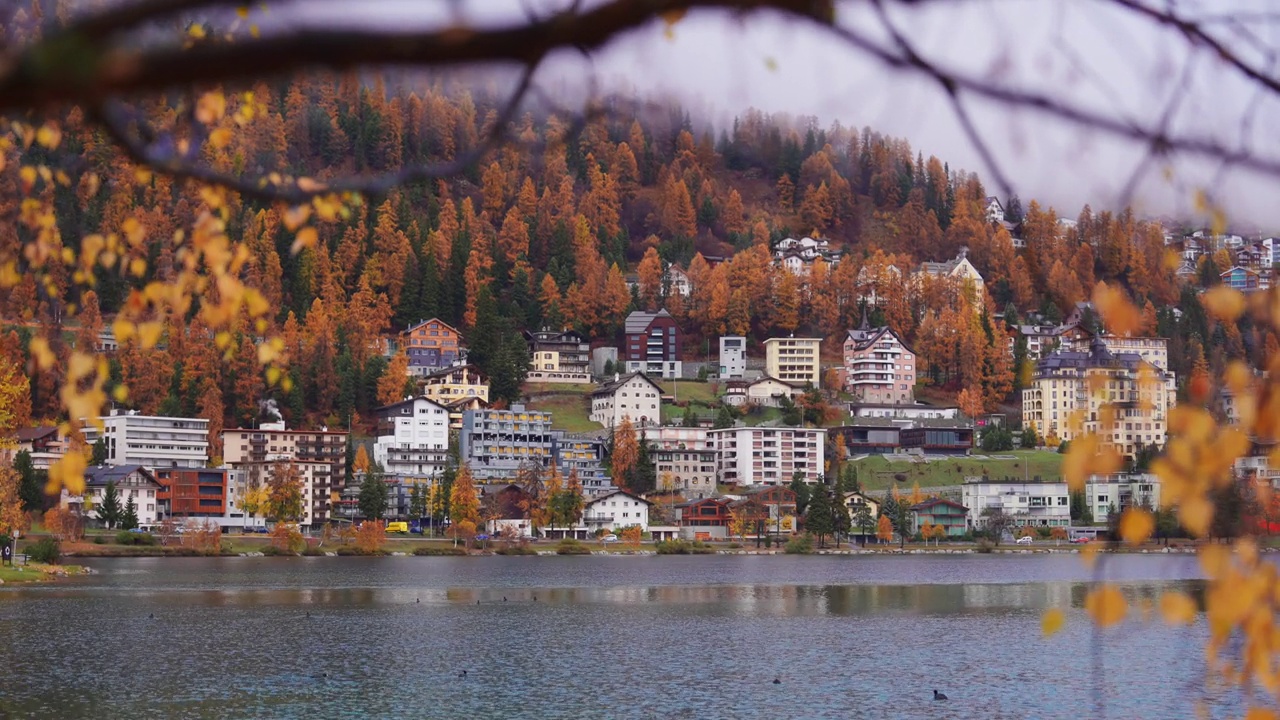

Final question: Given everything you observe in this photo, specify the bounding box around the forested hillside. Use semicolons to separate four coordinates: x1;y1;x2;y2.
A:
0;6;1262;445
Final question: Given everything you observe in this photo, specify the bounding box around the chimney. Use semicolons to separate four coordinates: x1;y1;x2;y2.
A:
614;373;620;383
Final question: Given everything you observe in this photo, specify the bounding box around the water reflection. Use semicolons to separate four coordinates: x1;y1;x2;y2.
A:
0;557;1236;719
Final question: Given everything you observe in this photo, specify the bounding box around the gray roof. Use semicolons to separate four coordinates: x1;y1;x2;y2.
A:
84;465;159;487
591;372;663;397
909;418;975;429
624;309;673;334
832;417;901;429
1034;337;1148;375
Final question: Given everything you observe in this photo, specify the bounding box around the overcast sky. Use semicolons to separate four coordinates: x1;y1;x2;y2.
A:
292;0;1280;229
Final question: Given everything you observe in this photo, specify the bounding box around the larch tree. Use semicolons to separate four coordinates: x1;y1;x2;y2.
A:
377;352;411;407
611;417;639;491
448;464;480;545
636;246;664;310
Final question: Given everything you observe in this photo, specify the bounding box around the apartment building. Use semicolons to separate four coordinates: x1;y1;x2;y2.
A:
914;248;985;308
623;310;682;379
961;478;1071;529
154;467;228;519
1086;473;1161;519
553;435;611;496
764;337;821;387
641;425;717;498
719;336;746;379
221;421;348;528
842;323;915;404
418;363;490;406
81;411;209;469
709;427;825;486
1022;338;1175;459
400;317;463;375
459;405;556;481
524;329;592;383
373;396;450;480
1063;334;1171;374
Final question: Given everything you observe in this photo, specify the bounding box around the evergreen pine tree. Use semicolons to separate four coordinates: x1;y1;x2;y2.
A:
804;486;834;547
98;481;122;529
121;495;139;531
358;461;390;520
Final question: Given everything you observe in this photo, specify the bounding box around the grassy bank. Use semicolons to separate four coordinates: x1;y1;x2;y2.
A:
854;450;1063;492
522;392;597;432
0;563;89;583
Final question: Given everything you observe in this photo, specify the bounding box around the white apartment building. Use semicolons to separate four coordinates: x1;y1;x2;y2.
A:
373;396;450;479
590;373;663;428
961;478;1071;528
82;411;209;469
764;337;821;387
641;425;717;498
1086;473;1161;519
719;336;747;379
709;427;825;486
582;490;652;533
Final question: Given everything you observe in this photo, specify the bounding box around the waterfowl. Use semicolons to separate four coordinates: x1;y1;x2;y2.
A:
933;690;948;701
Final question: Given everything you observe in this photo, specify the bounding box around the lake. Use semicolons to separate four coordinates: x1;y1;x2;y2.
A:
0;554;1242;719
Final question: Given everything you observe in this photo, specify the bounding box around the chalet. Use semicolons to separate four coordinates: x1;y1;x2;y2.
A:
910;498;969;537
1221;266;1264;292
400;318;463;375
722;376;802;408
842;492;880;519
773;237;840;276
14;425;68;469
983;196;1005;224
734;485;797;533
623;309;682;379
61;465;164;528
914;248;985;308
478;483;534;538
582;490;652;533
525;328;592;383
589;372;662;428
674;497;732;540
417;363;490;406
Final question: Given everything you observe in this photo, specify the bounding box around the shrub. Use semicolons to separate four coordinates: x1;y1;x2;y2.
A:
784;534;815;554
975;538;996;553
260;545;295;556
412;546;468;556
115;531;158;546
300;545;325;556
764;535;773;548
93;535;106;544
555;539;592;555
655;539;715;554
728;542;742;549
336;546;389;556
27;538;60;564
495;545;537;555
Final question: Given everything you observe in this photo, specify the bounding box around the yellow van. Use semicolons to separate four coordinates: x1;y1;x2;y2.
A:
386;521;410;534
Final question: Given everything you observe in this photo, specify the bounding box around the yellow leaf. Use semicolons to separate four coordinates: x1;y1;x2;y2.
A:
29;336;54;370
1202;286;1245;323
1246;707;1278;720
290;226;318;255
19;165;36;193
36;123;61;149
195;91;226;124
283;205;311;232
1159;591;1197;625
236;5;250;18
112;385;129;403
1092;282;1141;336
137;321;164;348
1119;508;1154;546
1199;543;1230;578
1041;608;1065;637
129;257;147;277
209;128;233;150
249;24;260;38
764;56;778;72
1180;495;1214;538
266;366;281;387
1084;585;1127;627
189;23;207;39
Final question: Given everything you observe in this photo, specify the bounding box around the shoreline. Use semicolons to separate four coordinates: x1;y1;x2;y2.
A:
55;544;1209;558
0;563;92;584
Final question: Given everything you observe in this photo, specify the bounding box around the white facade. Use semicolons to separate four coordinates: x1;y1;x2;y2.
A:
582;490;652;532
373;397;450;479
641;426;716;498
764;337;821;387
590;374;662;428
624;359;682;379
719;336;746;379
709;427;825;486
850;404;958;422
82;412;209;469
61;466;163;528
961;479;1071;528
1086;474;1161;519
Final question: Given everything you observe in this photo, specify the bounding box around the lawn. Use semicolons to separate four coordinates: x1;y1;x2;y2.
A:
853;450;1064;493
522;392;600;432
659;381;721;404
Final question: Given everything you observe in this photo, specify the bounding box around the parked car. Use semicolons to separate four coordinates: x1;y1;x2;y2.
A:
1071;536;1092;544
386;522;409;534
1015;535;1034;545
602;534;619;543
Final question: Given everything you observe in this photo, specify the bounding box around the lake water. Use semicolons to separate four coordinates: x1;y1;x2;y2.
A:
0;554;1245;719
